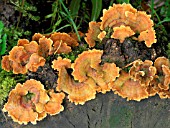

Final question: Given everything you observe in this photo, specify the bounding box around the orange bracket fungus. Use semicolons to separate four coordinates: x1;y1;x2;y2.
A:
38;37;53;57
109;71;149;101
49;32;79;54
85;3;157;48
32;33;45;42
129;59;157;86
111;25;135;43
154;56;170;73
1;31;80;74
72;49;120;94
52;57;97;105
1;55;13;72
1;39;42;74
2;79;65;125
153;57;170;98
45;90;65;115
51;49;119;104
26;53;46;72
84;21;101;47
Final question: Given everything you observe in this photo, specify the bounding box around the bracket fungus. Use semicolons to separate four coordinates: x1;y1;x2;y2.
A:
2;46;29;74
45;90;65;115
129;59;157;86
52;57;97;105
26;53;46;72
32;33;45;42
72;49;120;93
49;32;79;54
111;25;135;43
154;56;170;73
1;55;13;72
2;79;65;125
109;71;149;101
152;57;170;99
51;49;119;104
1;31;80;74
1;44;45;74
72;49;103;82
84;21;101;47
38;37;53;57
154;57;170;91
85;3;156;48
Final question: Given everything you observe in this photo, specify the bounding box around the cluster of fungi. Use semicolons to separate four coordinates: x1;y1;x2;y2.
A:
1;3;170;125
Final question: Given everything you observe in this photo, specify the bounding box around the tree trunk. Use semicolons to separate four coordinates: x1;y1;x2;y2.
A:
0;92;169;128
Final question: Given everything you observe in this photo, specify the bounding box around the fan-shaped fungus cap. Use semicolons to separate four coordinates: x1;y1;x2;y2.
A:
57;67;97;105
12;61;27;74
135;11;153;33
45;90;65;115
146;75;160;96
154;56;170;73
138;28;157;47
129;59;157;86
18;39;39;55
7;46;30;74
49;32;78;54
158;65;170;90
98;31;106;41
26;53;46;72
71;49;120;93
72;49;103;82
100;3;137;30
17;39;29;46
109;71;149;101
84;21;101;47
9;46;29;63
2;79;50;125
23;41;39;55
100;3;156;47
50;32;78;47
32;33;44;42
1;55;13;72
49;40;72;55
52;57;97;105
111;25;135;43
52;57;71;70
38;37;53;57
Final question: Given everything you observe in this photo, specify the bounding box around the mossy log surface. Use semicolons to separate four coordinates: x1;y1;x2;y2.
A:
0;92;169;128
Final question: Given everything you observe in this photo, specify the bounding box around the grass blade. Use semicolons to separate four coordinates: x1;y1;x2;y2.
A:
91;0;102;21
59;0;81;41
69;0;81;19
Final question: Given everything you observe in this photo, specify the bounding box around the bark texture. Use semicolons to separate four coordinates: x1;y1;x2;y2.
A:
0;92;170;128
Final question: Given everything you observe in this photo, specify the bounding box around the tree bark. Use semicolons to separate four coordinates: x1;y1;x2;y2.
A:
0;92;170;128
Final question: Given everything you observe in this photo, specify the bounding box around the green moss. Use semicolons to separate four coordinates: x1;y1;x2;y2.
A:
0;70;26;107
60;43;88;62
0;76;16;106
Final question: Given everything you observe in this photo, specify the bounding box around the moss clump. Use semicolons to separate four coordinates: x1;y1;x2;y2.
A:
0;71;16;106
0;70;26;106
60;43;88;62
